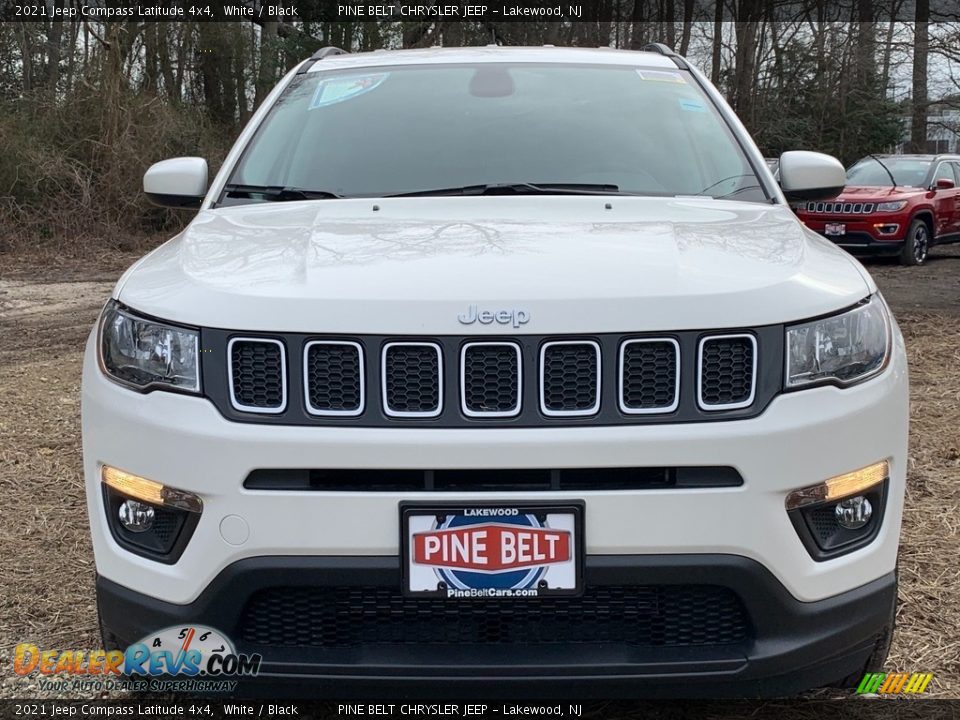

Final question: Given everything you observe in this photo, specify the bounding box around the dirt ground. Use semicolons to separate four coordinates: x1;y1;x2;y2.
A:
0;243;958;706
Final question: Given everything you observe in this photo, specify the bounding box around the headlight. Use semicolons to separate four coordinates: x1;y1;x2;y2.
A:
98;300;199;393
785;296;890;389
875;201;907;212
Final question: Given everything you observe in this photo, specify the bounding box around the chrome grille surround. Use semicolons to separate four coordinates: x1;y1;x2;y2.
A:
539;340;602;417
227;337;288;415
618;338;681;414
697;333;758;411
302;340;365;417
381;342;444;418
460;341;522;418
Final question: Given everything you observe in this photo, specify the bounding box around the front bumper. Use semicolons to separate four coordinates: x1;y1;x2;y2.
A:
798;217;906;252
96;555;897;697
82;325;908;606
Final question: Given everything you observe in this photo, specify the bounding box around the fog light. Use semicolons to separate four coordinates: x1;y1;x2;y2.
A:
118;499;155;533
835;495;873;530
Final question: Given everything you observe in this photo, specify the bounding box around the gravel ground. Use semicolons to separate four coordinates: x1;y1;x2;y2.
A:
0;244;958;707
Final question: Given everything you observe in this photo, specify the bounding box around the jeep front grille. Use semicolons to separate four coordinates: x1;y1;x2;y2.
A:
808;201;875;214
382;342;443;418
228;338;287;413
204;328;778;426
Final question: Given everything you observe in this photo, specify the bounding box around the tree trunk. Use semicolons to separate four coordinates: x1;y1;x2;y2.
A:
46;0;64;94
910;0;929;153
678;0;694;55
710;0;723;84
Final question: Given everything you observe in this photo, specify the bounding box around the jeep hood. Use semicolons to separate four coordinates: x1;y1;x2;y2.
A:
116;197;872;334
838;185;923;200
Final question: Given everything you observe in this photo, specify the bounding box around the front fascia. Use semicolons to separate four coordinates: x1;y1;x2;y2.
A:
82;326;908;606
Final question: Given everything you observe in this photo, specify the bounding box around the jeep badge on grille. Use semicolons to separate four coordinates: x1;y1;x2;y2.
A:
458;305;530;328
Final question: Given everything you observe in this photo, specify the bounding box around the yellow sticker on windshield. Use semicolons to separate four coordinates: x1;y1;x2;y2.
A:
309;73;389;109
636;69;686;84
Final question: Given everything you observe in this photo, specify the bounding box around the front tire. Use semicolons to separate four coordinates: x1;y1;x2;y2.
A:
900;218;929;266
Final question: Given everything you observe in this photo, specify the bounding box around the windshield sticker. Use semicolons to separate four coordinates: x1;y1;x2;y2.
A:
636;69;686;84
678;97;706;112
309;73;389;109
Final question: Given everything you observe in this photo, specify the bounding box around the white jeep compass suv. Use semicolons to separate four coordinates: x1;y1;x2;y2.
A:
82;45;907;697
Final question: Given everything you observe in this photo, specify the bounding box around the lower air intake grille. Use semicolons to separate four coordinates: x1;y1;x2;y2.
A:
305;342;363;415
699;335;756;409
229;339;285;412
383;343;442;417
620;340;679;412
462;343;520;416
239;585;749;648
541;341;600;415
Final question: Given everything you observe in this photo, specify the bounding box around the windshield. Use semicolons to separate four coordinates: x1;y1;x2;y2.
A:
225;63;767;203
846;157;932;187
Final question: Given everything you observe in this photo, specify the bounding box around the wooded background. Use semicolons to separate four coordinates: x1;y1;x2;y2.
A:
2;8;960;252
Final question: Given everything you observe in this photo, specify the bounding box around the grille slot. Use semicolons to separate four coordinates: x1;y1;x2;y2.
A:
540;341;601;416
460;342;521;417
619;339;680;414
382;342;443;418
239;584;749;648
304;341;364;416
228;338;286;413
698;334;757;410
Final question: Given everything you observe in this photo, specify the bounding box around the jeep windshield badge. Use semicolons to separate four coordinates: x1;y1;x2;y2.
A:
458;305;530;328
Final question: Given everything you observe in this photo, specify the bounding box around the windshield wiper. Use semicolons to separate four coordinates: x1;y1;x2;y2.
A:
867;155;898;188
386;182;630;198
223;184;344;201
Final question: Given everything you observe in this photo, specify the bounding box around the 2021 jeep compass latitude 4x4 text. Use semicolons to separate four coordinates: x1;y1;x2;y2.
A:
83;45;907;697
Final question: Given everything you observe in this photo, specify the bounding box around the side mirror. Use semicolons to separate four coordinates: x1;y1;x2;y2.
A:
143;157;208;209
935;178;955;190
778;151;846;202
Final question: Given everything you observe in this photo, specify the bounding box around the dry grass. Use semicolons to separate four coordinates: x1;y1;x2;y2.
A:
0;246;958;707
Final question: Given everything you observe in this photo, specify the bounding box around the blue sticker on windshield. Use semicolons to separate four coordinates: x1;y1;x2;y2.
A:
678;97;706;112
309;73;389;109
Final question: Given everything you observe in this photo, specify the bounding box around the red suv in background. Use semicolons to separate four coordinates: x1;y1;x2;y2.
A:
795;154;960;265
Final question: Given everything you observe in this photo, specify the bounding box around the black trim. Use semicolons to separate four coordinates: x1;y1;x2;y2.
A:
199;327;785;428
243;466;744;492
101;485;200;565
96;555;897;697
296;46;348;75
144;192;203;209
788;479;888;562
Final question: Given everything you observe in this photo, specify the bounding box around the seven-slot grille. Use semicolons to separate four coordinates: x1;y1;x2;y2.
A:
228;338;286;413
808;201;875;214
698;334;757;410
223;333;760;420
460;342;521;417
382;342;443;418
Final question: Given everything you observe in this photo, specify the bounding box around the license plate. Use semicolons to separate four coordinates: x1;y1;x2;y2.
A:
825;222;846;236
401;503;584;598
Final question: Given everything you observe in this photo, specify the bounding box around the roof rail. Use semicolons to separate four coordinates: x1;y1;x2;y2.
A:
297;46;348;75
641;43;688;69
